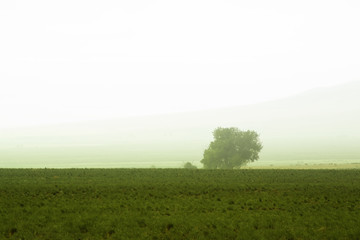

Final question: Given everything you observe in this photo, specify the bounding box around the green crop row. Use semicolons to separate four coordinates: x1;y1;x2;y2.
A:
0;169;359;239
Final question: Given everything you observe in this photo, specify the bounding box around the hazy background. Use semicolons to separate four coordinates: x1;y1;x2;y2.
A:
1;0;360;167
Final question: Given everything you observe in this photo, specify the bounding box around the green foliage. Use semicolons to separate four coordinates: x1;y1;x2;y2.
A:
201;127;263;169
0;169;360;239
183;162;197;169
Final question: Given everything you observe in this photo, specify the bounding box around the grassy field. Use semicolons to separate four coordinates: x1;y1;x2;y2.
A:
244;163;360;169
0;169;359;239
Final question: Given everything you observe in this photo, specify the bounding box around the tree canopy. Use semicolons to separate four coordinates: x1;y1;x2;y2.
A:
201;127;262;169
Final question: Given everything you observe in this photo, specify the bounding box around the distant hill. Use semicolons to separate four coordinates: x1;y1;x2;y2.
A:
1;81;360;168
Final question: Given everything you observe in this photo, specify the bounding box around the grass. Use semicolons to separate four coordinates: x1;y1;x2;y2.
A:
0;169;359;239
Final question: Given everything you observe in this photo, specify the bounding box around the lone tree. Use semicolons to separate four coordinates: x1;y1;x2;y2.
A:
201;127;262;169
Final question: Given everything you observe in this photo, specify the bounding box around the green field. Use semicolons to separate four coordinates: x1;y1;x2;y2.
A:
0;169;359;239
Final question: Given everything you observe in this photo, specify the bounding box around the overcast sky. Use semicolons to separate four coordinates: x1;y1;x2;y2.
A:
1;0;360;128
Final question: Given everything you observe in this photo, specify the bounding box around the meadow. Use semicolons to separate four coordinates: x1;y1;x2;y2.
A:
0;169;359;239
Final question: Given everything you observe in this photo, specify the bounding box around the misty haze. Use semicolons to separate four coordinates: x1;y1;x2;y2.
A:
1;81;360;168
1;0;360;239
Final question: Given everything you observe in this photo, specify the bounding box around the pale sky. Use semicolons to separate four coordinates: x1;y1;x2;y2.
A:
1;0;360;128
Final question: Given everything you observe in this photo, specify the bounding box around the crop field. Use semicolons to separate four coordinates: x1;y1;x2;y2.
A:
0;169;359;240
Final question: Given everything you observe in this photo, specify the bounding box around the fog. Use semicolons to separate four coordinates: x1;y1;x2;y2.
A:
2;0;360;128
1;0;360;167
1;81;359;168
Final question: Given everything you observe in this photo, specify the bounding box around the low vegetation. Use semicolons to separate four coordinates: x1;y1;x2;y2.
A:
183;162;197;169
0;169;359;239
